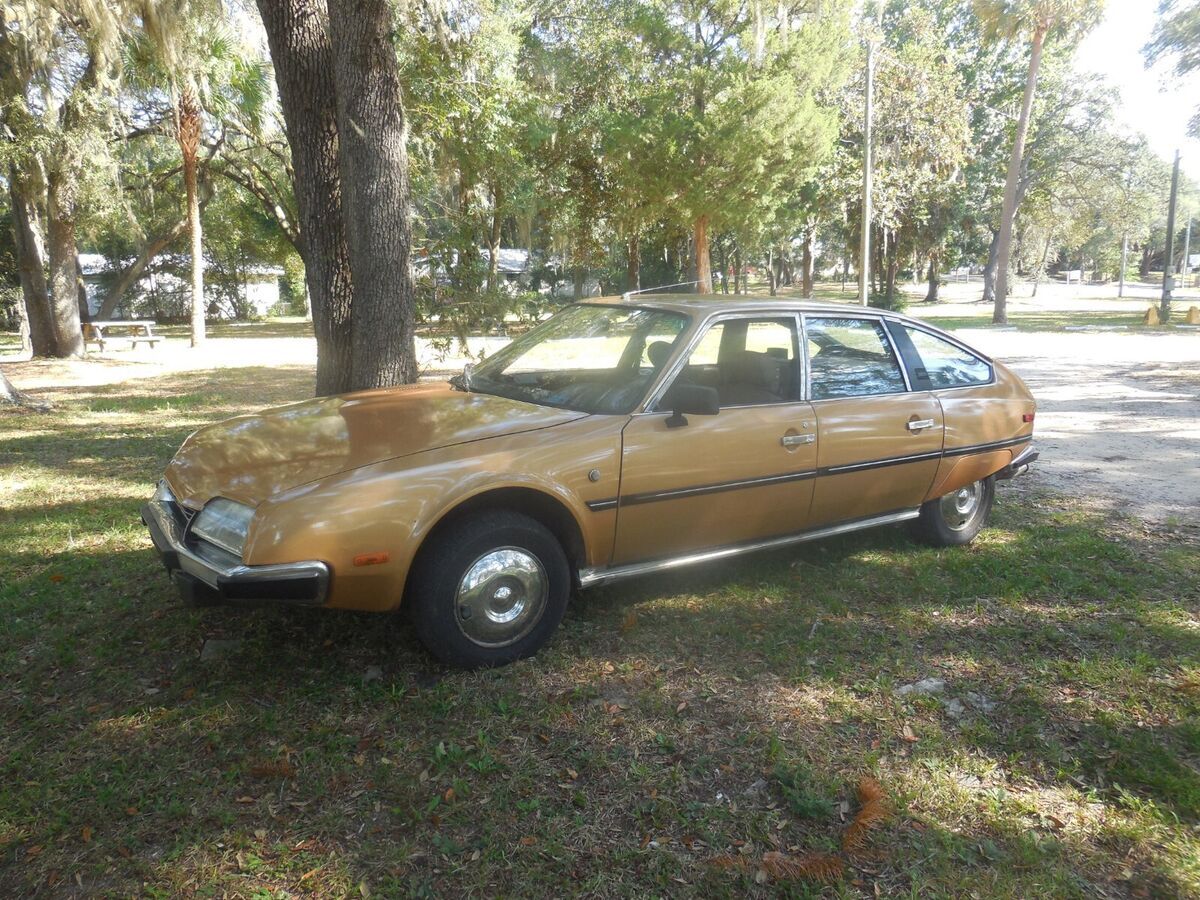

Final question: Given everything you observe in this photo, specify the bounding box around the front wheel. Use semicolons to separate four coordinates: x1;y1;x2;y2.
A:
407;511;571;668
909;477;994;547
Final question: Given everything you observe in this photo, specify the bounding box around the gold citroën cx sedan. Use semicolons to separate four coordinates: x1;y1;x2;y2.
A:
143;297;1038;667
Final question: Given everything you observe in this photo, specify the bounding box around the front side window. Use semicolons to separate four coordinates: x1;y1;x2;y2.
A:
806;317;907;400
658;317;799;409
466;304;689;414
903;327;992;388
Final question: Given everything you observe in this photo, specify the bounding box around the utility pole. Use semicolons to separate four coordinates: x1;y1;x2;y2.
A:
1161;149;1180;322
858;3;881;307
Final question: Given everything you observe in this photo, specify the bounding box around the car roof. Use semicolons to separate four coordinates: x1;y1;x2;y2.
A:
580;293;904;319
576;293;993;362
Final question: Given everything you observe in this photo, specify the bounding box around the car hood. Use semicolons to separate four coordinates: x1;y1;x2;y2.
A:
165;382;587;507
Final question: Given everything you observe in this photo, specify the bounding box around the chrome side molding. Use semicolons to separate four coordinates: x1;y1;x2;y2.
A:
578;508;920;589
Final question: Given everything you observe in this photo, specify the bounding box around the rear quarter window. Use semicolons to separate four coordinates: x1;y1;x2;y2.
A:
904;327;992;388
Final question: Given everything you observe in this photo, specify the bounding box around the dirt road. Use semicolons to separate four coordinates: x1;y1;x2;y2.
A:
960;329;1200;525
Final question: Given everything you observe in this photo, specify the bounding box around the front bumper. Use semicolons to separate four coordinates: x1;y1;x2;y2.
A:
141;490;329;607
996;443;1039;480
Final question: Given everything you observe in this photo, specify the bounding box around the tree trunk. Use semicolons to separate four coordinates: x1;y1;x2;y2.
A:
176;84;206;346
694;215;712;293
925;250;940;302
45;172;84;358
76;256;91;323
1139;242;1151;279
800;231;814;298
994;23;1047;324
329;0;417;389
8;167;56;356
766;248;777;296
1031;235;1052;298
884;234;899;302
97;217;189;319
627;232;640;292
981;230;999;303
257;0;355;396
486;179;502;293
573;267;584;300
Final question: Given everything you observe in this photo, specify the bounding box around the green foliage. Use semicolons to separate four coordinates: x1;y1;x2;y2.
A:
1145;0;1200;137
772;761;833;820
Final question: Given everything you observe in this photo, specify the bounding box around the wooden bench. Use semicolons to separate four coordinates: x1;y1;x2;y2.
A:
83;320;162;352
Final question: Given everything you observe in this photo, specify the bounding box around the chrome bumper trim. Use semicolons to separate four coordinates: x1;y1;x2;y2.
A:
995;444;1039;481
578;508;920;588
142;494;329;606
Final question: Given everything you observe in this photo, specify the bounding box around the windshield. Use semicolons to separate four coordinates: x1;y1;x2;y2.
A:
464;305;691;414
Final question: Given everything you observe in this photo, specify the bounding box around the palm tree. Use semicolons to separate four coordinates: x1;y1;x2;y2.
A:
975;0;1103;324
126;6;267;346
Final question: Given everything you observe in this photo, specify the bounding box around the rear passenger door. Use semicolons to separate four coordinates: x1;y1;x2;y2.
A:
804;315;943;525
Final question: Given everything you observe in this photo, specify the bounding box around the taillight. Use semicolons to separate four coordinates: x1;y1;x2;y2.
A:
1022;413;1035;423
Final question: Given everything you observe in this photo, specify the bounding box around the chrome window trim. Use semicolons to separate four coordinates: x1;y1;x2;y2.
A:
640;310;805;414
897;323;996;390
802;312;912;401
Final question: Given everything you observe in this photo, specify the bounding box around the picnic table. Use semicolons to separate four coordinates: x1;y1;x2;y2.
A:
82;320;162;352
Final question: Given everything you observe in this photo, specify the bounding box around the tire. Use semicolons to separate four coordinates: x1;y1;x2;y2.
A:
407;510;571;668
909;477;995;547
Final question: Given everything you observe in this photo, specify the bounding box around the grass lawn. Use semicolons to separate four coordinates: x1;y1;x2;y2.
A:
2;361;1200;898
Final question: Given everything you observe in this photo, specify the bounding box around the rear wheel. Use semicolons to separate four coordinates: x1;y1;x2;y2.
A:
910;477;994;547
407;510;571;668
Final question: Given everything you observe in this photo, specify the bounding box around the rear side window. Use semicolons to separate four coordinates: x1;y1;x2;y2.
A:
904;328;992;388
805;317;907;400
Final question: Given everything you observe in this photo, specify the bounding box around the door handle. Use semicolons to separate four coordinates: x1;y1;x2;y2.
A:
906;418;936;432
781;433;815;447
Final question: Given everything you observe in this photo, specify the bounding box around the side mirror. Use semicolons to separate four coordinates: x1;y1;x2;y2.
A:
662;383;719;428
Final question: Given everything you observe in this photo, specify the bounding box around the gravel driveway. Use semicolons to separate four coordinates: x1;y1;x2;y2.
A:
954;329;1200;526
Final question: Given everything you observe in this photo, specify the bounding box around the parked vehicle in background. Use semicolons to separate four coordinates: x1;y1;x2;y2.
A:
143;296;1038;667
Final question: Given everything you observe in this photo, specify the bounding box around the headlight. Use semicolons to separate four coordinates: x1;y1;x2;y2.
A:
191;498;254;556
153;480;175;503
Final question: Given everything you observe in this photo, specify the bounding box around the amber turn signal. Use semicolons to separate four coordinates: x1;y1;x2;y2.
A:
353;552;390;567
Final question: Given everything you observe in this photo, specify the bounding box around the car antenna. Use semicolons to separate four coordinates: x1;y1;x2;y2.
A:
622;280;700;301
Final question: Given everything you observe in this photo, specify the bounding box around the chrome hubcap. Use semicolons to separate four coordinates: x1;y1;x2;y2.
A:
455;547;548;647
940;481;983;531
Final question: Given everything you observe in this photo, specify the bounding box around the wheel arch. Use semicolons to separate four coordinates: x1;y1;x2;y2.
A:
402;486;588;604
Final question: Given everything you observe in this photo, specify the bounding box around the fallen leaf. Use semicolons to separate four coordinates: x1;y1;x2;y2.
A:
49;574;65;583
235;796;256;804
619;611;638;634
443;787;455;803
520;836;537;846
124;806;138;816
676;701;688;713
249;760;296;779
81;825;93;844
901;724;918;743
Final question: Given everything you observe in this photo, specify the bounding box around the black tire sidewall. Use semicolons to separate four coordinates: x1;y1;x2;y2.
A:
408;511;571;668
913;477;995;547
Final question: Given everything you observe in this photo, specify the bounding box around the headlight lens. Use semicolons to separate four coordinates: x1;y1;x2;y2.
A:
191;498;254;556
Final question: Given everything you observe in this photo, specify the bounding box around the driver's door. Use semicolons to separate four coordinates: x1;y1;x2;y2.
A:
611;315;819;565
